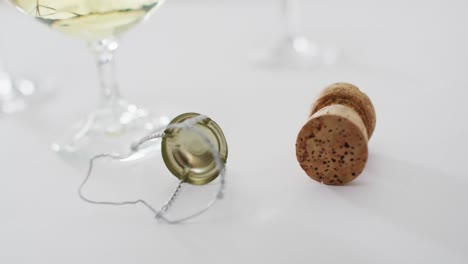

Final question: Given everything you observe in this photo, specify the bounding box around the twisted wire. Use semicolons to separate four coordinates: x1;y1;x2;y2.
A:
79;115;227;224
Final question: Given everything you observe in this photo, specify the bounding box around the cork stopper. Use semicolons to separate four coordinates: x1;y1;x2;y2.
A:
296;83;376;185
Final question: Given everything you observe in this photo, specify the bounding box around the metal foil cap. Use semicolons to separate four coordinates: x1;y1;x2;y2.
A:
162;113;228;185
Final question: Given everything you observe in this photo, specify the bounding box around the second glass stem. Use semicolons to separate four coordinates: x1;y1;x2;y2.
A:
283;0;301;38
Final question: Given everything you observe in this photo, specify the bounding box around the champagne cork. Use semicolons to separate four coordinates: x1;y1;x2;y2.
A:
296;83;376;185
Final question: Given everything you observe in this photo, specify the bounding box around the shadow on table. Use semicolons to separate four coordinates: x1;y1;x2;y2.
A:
331;153;468;256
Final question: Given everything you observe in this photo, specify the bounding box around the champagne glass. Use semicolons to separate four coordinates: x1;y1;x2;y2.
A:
256;0;338;68
8;0;167;160
0;53;37;114
1;0;40;114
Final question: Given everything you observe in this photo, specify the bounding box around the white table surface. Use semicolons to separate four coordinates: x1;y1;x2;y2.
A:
1;0;468;263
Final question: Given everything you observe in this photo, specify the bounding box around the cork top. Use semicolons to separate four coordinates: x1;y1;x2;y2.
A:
310;83;376;139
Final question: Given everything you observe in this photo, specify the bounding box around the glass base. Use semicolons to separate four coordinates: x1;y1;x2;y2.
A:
0;71;40;114
52;99;170;163
253;35;338;69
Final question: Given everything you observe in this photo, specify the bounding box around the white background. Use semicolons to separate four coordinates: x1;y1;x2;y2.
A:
1;0;467;263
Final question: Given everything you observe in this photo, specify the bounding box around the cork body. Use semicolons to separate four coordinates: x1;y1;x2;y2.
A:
296;83;376;185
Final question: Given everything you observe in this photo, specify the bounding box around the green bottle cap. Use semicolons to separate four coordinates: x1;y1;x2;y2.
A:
162;113;228;185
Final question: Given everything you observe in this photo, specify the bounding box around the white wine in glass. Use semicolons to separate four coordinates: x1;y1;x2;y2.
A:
9;0;167;160
11;0;163;40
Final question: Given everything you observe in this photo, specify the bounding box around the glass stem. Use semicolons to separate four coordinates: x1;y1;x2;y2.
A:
89;39;121;107
0;49;12;97
0;42;7;73
282;0;301;38
0;59;6;77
